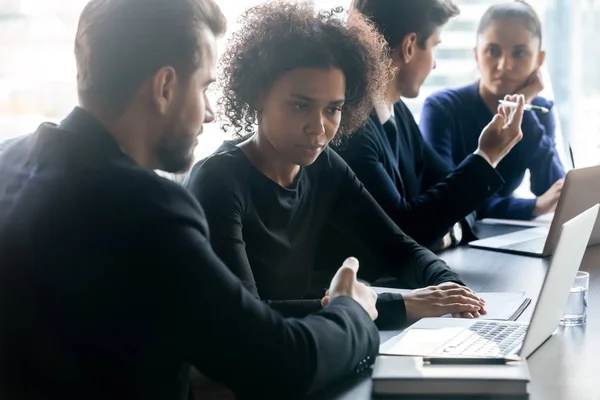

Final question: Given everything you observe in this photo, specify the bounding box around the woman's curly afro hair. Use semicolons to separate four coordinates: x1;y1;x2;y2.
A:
218;0;393;140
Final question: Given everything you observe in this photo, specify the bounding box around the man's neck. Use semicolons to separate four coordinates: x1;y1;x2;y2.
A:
238;132;300;188
80;105;156;169
374;82;402;123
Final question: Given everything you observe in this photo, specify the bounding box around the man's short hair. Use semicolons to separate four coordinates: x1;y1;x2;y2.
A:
351;0;459;49
75;0;226;115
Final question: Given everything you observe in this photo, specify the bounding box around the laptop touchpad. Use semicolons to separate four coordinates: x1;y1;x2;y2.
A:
380;327;465;356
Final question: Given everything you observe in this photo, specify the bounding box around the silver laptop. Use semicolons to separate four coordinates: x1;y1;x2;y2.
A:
380;204;599;360
468;165;600;257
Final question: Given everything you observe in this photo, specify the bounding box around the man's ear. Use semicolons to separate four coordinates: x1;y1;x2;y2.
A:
389;44;403;69
399;33;418;64
151;66;178;115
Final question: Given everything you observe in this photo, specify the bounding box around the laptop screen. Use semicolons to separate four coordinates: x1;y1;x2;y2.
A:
519;204;598;359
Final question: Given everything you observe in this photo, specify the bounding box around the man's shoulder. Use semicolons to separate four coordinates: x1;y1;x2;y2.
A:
53;121;203;221
335;115;382;155
0;123;209;243
98;160;205;223
0;134;27;153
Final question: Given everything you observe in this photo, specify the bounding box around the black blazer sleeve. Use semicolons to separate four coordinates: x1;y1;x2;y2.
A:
325;151;464;288
139;195;379;399
344;126;503;245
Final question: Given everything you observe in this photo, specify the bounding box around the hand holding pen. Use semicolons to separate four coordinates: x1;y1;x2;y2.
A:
498;100;549;114
475;94;525;168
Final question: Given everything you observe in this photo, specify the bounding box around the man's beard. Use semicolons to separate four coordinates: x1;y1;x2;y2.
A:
154;132;196;173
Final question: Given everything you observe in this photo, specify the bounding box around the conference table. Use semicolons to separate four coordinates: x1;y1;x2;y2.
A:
311;223;600;400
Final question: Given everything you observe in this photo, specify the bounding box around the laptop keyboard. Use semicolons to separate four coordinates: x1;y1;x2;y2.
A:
501;236;546;253
433;321;528;357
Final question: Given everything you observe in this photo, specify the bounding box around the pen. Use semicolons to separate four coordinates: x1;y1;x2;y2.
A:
498;100;549;113
422;356;521;365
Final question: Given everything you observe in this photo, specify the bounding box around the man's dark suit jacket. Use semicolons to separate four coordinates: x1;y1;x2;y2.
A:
0;135;23;153
0;108;378;400
333;100;505;247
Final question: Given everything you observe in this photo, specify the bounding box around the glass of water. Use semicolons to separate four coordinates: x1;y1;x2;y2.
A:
561;271;589;326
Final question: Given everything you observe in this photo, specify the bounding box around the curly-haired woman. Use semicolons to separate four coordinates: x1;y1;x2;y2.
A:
184;0;487;328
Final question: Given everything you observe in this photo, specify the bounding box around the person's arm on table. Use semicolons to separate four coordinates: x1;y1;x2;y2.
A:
324;153;487;325
145;218;378;399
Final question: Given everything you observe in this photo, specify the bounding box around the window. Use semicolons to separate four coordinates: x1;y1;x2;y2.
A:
1;0;598;175
0;0;84;141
